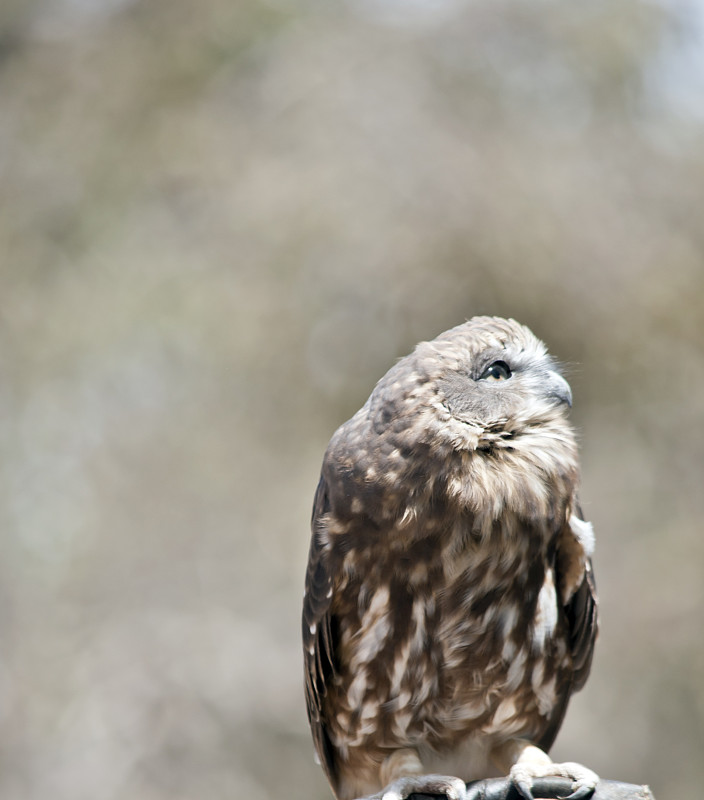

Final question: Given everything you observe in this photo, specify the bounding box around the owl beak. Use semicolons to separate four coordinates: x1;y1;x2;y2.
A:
545;371;572;408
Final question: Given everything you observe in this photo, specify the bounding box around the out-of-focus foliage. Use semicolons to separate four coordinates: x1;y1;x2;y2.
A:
0;0;702;798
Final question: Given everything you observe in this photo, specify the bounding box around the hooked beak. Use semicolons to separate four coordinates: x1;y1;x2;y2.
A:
545;371;572;408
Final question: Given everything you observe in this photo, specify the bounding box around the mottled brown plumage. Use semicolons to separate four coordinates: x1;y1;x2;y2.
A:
303;317;598;800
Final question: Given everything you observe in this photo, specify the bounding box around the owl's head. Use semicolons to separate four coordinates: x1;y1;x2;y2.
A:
370;317;573;449
329;317;579;523
427;317;572;434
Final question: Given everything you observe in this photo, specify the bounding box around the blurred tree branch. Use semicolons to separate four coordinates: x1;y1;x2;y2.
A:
409;778;655;800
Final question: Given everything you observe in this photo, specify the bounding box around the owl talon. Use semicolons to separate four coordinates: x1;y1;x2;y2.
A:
514;778;535;800
556;763;599;800
509;757;598;800
363;773;468;800
558;777;599;800
561;791;592;800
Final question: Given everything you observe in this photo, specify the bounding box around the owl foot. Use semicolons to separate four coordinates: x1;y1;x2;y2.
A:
492;741;597;800
364;773;468;800
510;759;598;800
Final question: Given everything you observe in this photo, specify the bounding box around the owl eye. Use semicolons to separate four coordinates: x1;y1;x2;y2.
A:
479;360;512;381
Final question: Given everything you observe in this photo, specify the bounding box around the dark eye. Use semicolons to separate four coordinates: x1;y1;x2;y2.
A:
479;360;512;381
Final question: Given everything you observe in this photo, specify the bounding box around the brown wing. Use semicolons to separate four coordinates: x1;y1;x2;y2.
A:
302;474;339;786
565;557;598;692
537;516;598;752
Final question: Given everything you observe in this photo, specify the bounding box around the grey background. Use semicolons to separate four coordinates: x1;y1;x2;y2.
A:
1;1;703;798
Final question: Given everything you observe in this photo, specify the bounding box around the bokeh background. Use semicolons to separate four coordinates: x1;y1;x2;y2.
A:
1;0;703;798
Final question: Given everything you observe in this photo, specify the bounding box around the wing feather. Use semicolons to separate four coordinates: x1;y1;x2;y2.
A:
537;510;598;752
302;474;338;786
566;558;598;692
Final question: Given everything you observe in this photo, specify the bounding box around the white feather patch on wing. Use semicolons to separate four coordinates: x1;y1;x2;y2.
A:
532;569;558;649
569;514;595;557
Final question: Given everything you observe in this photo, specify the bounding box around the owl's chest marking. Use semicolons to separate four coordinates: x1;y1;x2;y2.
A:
326;520;568;754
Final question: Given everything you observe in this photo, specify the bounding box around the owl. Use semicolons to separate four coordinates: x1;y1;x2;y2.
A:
303;317;598;800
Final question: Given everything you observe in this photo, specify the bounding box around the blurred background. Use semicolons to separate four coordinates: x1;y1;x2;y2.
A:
1;0;703;798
